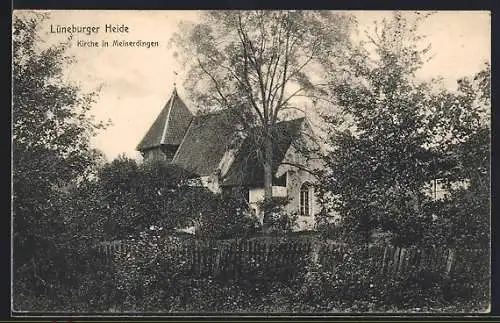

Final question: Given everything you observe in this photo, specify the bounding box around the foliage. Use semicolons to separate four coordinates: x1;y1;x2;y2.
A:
423;65;490;250
113;230;192;311
195;194;261;239
111;236;488;313
14;147;261;311
317;12;438;245
298;245;489;312
113;233;311;312
257;197;298;234
88;156;260;240
12;12;107;311
315;221;343;240
93;156;205;239
318;12;490;248
441;248;489;309
54;155;259;241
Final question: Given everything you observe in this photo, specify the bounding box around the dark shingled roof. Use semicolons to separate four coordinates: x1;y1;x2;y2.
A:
171;110;237;177
222;117;306;187
137;88;308;184
136;88;193;151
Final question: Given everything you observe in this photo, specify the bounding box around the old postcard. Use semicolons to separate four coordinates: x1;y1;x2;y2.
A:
11;10;491;316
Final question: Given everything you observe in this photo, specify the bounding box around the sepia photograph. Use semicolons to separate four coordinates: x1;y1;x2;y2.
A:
11;9;491;315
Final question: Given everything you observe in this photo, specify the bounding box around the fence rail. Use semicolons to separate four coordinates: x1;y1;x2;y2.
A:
94;236;482;280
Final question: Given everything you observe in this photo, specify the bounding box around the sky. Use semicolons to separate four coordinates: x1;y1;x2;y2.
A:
13;10;491;161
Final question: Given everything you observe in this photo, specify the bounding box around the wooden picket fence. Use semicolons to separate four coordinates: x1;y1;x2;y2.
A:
94;236;484;280
316;243;461;277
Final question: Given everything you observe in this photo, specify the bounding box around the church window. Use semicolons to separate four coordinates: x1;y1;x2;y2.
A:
300;182;313;216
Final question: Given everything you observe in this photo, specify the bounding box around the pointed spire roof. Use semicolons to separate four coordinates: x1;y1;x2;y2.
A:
137;88;193;151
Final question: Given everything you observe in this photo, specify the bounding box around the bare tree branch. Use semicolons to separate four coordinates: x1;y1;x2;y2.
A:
236;15;265;123
278;161;318;176
196;58;231;109
271;14;291;125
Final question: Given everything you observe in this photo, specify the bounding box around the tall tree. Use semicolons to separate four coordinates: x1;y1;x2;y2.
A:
319;12;490;247
171;10;356;225
318;12;440;244
12;12;106;296
424;63;490;250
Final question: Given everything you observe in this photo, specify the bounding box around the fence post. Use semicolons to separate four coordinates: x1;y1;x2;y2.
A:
397;248;406;277
311;241;321;265
390;246;399;276
381;245;388;275
446;249;455;275
196;241;201;277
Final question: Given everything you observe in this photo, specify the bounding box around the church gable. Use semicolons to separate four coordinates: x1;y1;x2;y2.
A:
221;117;307;187
277;118;324;177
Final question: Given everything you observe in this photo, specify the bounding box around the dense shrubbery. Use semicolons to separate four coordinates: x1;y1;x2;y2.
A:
194;193;261;240
297;245;489;312
110;231;312;312
14;246;117;312
97;231;489;313
93;156;261;240
257;197;299;234
112;231;190;311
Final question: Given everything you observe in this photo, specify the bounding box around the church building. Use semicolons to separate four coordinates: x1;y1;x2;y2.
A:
136;88;323;231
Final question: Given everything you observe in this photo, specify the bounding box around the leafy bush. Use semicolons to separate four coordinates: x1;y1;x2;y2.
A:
13;244;117;312
257;197;298;234
315;220;343;241
112;230;195;311
441;248;490;311
297;244;489;312
195;194;261;240
112;232;316;312
299;245;380;311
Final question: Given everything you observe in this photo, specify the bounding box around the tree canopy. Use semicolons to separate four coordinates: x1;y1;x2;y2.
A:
317;12;490;247
171;11;357;223
13;12;107;264
12;13;108;309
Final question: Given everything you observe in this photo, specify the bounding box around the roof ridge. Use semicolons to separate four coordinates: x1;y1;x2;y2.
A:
171;117;194;163
160;92;176;145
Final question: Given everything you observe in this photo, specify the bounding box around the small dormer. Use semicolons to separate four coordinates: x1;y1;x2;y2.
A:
137;88;193;163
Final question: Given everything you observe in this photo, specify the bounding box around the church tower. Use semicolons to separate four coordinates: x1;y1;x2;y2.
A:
136;88;193;163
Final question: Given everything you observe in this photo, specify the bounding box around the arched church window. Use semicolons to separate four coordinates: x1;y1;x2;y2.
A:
300;182;313;216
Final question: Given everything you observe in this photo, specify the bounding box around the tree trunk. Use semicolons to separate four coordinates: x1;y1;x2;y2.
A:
262;138;273;232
